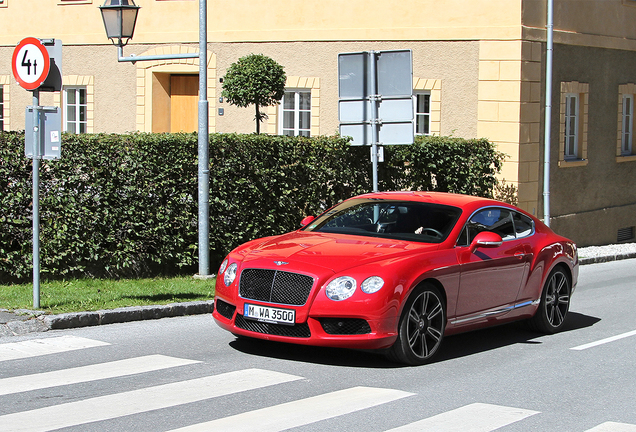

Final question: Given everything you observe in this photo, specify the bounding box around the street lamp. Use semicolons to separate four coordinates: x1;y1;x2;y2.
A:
99;0;140;48
99;0;211;278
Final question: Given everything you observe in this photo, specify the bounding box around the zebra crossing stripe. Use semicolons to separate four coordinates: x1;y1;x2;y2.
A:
384;402;540;432
167;386;415;432
585;422;636;432
0;368;302;432
0;335;109;362
0;355;201;396
570;329;636;351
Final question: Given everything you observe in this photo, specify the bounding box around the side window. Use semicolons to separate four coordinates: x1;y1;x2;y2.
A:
461;208;515;245
512;212;534;238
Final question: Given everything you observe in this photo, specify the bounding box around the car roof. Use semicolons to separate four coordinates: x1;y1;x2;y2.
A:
354;191;505;211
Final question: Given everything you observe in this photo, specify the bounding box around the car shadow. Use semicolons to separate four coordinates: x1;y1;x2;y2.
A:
229;311;601;368
435;312;601;362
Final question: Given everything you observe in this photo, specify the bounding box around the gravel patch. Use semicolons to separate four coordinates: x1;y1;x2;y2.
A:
578;243;636;258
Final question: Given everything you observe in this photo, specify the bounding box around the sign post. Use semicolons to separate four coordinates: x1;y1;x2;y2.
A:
338;50;414;192
12;37;62;309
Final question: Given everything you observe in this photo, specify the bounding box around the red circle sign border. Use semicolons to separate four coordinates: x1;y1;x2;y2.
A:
12;37;51;91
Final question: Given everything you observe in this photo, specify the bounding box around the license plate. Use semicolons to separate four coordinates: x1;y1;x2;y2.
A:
244;303;295;325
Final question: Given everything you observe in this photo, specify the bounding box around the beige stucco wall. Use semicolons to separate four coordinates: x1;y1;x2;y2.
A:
523;0;636;49
1;0;523;46
0;45;140;132
1;41;479;136
213;41;479;138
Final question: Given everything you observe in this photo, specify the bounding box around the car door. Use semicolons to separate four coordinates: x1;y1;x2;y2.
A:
454;207;532;321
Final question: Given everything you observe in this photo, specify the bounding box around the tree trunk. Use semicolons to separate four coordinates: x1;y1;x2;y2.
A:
255;103;260;134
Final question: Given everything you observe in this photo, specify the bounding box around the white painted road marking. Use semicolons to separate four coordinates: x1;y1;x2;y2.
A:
384;403;540;432
168;386;414;432
0;368;302;432
0;354;201;396
0;335;109;362
585;422;636;432
571;329;636;350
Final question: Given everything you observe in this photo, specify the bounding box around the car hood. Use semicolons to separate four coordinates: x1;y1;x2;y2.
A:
235;231;440;273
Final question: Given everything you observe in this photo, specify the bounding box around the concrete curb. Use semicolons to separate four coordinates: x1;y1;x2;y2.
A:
578;252;636;265
1;300;214;338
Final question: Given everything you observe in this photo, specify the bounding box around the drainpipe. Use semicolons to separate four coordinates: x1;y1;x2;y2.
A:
543;0;554;226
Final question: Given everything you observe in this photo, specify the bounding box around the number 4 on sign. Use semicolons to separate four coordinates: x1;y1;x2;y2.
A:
21;50;38;76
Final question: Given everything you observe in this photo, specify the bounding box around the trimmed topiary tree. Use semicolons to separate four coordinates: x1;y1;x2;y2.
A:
221;54;286;134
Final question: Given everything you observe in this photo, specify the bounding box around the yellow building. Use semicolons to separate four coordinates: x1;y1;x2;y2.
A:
1;0;635;246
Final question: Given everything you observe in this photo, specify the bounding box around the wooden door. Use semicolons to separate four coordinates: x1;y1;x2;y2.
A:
170;75;198;132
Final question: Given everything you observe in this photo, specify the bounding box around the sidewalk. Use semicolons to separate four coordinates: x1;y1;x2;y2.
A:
2;243;635;338
1;301;214;338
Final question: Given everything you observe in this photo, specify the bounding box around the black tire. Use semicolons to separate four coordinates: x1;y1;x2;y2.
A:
387;284;446;365
528;266;571;334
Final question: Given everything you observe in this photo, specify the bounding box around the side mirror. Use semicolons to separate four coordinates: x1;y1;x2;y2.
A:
300;215;315;227
470;231;503;252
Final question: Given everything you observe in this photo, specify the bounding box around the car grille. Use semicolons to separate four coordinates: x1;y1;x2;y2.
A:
234;314;311;338
239;269;314;306
319;318;372;335
215;298;236;320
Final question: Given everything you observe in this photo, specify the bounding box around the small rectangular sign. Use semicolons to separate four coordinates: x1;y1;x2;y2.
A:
25;106;61;160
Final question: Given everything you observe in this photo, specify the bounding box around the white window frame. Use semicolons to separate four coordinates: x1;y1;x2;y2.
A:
414;91;431;136
564;93;579;159
64;86;88;133
279;89;311;137
622;94;633;155
0;86;4;131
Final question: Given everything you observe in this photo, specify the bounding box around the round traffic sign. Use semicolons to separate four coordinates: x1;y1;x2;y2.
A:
12;37;51;91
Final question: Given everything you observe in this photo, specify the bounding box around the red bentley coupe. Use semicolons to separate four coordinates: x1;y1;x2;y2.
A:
213;191;578;365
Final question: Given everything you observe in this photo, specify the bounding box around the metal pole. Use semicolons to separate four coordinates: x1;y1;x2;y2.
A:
543;0;554;226
369;51;379;193
116;46;197;63
32;91;41;309
197;0;210;276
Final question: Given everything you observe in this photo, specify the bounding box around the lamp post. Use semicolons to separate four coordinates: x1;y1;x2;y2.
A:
100;0;211;277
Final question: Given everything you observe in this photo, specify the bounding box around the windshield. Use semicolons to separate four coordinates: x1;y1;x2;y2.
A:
303;199;462;243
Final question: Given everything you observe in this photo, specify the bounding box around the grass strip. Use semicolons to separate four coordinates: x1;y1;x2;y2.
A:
0;277;215;315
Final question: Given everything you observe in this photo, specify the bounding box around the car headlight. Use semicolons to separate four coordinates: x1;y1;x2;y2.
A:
219;259;228;275
325;276;356;301
361;276;384;294
224;263;238;286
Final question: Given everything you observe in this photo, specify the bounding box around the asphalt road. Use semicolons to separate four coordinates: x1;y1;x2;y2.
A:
1;259;635;432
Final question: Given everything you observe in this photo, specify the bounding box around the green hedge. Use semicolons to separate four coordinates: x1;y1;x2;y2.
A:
0;131;504;282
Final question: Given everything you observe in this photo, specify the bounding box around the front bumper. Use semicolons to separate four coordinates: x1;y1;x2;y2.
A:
212;296;398;350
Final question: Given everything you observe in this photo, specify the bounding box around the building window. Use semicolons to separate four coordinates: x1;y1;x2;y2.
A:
57;0;92;4
618;85;636;160
412;78;441;136
280;90;311;137
622;94;633;155
0;86;4;130
559;82;588;167
414;92;431;136
64;87;87;133
564;93;579;159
